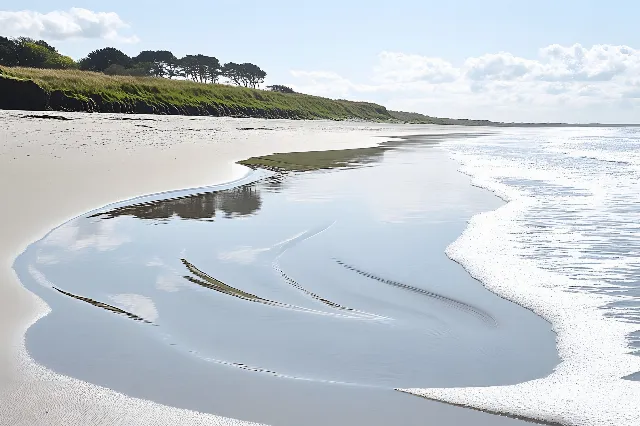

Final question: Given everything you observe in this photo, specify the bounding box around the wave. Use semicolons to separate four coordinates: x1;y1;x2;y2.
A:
401;128;640;426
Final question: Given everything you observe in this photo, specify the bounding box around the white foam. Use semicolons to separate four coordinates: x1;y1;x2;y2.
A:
401;128;640;426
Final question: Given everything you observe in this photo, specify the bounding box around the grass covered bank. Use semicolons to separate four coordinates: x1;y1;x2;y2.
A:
0;66;392;120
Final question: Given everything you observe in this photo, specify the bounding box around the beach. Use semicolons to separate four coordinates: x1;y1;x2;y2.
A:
0;111;555;425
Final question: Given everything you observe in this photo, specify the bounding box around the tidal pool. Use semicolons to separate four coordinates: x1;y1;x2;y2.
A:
16;134;559;425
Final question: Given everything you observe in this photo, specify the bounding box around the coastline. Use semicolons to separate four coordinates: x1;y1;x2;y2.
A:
401;129;640;426
0;112;400;425
2;111;518;425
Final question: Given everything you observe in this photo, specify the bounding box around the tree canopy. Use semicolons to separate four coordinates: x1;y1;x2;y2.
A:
0;37;76;69
79;47;132;72
133;50;177;77
180;54;220;83
0;39;269;89
222;62;266;88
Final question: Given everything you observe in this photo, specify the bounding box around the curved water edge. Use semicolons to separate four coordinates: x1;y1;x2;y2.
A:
11;134;560;426
402;128;640;426
6;166;272;426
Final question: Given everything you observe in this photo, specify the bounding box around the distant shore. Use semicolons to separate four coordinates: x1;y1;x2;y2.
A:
1;66;638;127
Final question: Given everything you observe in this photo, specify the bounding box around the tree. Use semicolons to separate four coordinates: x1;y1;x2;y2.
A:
133;50;177;77
0;37;76;69
15;42;51;68
179;55;198;81
28;38;58;53
165;58;182;79
222;62;266;88
242;63;266;88
0;36;18;67
179;54;220;83
221;62;244;86
43;54;77;69
79;47;132;72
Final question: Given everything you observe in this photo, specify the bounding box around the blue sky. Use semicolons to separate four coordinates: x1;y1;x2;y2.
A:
1;1;639;123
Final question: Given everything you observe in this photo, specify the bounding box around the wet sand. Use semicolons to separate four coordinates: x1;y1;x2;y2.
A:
0;111;554;425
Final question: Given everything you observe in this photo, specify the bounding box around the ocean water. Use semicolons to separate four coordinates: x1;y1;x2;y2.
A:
14;134;559;426
404;127;640;426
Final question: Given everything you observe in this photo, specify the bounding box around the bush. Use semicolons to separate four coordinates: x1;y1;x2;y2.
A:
267;85;296;94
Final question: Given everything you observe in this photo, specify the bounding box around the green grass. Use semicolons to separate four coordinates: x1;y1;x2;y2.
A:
0;66;393;121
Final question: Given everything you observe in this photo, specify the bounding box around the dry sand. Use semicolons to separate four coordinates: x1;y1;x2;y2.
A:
0;111;524;425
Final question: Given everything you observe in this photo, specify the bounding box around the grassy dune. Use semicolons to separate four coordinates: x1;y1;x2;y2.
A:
0;66;392;120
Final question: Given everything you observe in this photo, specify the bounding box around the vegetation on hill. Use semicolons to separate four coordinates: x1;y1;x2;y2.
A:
0;36;76;69
0;37;267;89
0;66;392;120
388;110;500;126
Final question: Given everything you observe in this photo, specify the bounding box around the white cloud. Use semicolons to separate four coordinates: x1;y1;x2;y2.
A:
538;44;636;82
108;294;159;322
0;8;139;43
42;218;130;253
288;70;369;98
374;51;459;84
287;43;640;123
465;52;537;81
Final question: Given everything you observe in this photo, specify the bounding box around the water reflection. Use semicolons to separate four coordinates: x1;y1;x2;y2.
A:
89;137;444;223
16;133;560;426
91;185;263;222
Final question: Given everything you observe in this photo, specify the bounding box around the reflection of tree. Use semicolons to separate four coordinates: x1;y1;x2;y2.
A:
218;186;261;217
91;186;262;221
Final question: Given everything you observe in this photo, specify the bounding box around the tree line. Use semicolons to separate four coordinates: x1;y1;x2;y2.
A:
0;37;268;89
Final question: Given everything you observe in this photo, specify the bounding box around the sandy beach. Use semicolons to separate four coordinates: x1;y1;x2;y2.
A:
0;111;541;425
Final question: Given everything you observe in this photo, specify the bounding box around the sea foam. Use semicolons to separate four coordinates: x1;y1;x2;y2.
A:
401;127;640;425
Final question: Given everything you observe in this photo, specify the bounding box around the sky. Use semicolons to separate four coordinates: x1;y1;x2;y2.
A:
1;1;639;123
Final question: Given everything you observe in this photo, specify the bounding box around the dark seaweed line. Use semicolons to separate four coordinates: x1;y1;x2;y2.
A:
184;275;298;310
334;260;497;326
272;260;387;321
181;259;366;318
197;353;363;387
52;287;154;324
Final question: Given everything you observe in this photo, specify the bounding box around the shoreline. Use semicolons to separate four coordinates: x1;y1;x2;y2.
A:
401;128;640;426
0;113;556;425
0;112;405;425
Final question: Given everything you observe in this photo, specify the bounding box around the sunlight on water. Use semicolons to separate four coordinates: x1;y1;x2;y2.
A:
15;134;558;426
404;127;640;426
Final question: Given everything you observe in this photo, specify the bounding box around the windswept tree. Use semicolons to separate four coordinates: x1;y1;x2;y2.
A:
221;62;243;86
179;54;220;83
242;63;266;88
79;47;132;72
165;57;182;79
133;50;177;77
222;62;266;88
